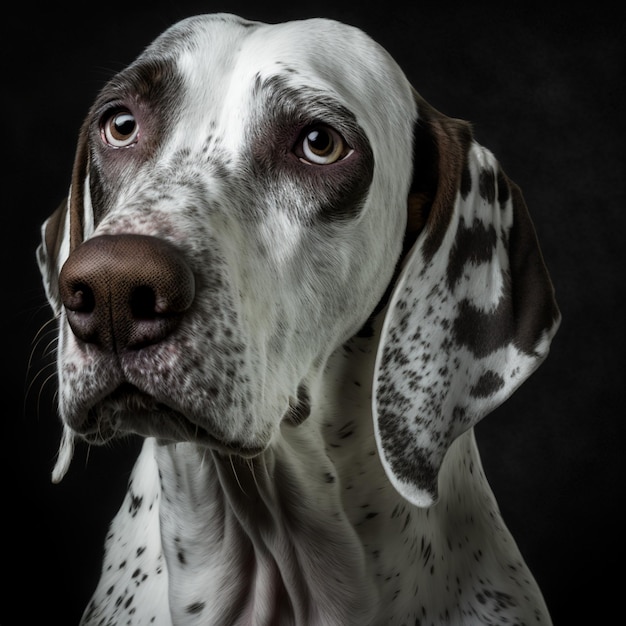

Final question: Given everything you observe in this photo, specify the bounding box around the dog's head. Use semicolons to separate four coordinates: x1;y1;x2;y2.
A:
38;14;559;502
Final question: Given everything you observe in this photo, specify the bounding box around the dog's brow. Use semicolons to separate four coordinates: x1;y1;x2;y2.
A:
253;74;360;129
93;58;181;110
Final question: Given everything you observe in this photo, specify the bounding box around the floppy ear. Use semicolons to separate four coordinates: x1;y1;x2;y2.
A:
36;120;90;482
36;119;90;315
373;92;560;507
36;199;69;316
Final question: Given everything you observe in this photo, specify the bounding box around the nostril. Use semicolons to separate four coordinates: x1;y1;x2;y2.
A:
130;285;158;319
61;281;100;345
64;282;96;313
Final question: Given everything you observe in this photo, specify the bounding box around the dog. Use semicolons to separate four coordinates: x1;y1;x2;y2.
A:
38;13;560;625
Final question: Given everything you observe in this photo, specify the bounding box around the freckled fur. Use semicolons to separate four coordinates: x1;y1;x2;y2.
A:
37;13;559;626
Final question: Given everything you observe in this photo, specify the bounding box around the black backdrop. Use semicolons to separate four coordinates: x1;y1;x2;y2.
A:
7;1;623;623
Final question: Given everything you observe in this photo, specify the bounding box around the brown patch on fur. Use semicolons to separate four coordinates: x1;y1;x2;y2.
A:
69;120;90;251
404;192;429;251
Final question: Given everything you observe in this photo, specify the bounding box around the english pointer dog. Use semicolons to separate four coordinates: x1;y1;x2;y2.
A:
38;13;560;625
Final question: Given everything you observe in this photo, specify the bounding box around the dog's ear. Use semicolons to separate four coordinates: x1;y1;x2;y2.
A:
36;120;90;314
373;91;560;507
36;194;79;482
36;199;69;315
36;121;89;483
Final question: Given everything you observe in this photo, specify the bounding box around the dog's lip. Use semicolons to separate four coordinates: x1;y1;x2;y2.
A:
82;383;266;457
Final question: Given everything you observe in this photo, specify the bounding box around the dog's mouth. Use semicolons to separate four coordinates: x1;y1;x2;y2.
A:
81;383;265;458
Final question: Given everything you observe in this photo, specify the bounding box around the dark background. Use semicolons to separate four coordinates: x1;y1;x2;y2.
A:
6;1;623;623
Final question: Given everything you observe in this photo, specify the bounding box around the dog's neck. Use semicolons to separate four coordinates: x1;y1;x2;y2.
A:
153;324;384;624
155;435;379;624
147;321;504;625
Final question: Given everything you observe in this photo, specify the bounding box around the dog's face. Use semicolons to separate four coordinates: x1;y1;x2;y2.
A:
38;15;415;458
39;13;559;502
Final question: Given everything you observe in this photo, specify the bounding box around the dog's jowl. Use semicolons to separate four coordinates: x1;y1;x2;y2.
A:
38;13;559;626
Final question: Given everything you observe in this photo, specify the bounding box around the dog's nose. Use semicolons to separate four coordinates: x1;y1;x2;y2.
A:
59;234;195;351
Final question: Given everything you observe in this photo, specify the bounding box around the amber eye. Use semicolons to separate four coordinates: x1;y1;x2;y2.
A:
101;109;139;148
295;125;352;165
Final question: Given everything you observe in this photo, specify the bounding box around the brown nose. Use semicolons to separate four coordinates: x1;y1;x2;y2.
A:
59;234;195;351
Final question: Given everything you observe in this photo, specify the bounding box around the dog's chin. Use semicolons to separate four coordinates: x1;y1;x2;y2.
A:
80;383;266;458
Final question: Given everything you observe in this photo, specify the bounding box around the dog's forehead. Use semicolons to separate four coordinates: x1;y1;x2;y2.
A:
154;13;395;80
141;14;414;141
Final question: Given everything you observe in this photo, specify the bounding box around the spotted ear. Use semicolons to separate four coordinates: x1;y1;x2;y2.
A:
373;92;560;507
36;120;90;315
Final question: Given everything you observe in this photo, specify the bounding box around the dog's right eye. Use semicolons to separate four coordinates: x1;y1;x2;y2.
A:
101;109;139;148
294;125;352;165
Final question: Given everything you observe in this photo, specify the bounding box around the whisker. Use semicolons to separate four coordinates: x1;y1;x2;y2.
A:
25;317;59;418
26;333;57;383
41;336;59;359
27;326;57;373
24;362;56;402
248;457;263;493
36;370;59;417
229;454;247;496
30;315;59;347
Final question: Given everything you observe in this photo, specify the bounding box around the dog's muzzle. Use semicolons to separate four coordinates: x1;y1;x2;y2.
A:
59;234;195;351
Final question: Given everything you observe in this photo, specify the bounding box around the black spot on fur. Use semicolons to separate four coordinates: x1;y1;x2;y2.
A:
478;168;496;203
338;421;355;439
446;217;497;291
129;492;143;517
453;294;514;358
470;371;505;398
186;601;206;614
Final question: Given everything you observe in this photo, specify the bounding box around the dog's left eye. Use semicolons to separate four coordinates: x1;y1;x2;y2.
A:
295;125;352;165
101;109;139;148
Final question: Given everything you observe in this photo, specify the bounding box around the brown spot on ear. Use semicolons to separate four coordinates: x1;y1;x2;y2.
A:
44;199;68;264
406;192;429;238
411;89;473;264
401;192;431;265
372;191;433;321
69;119;90;251
420;114;473;263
